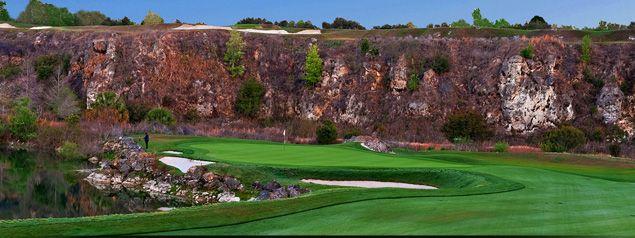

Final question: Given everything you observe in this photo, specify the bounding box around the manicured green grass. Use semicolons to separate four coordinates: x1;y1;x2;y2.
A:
1;135;634;236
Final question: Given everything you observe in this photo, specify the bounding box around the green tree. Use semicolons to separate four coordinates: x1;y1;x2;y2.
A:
146;107;176;126
0;1;11;21
540;126;586;152
224;31;246;77
9;98;38;142
494;18;511;28
520;44;534;59
316;120;338;144
441;111;492;142
525;15;549;29
235;78;265;118
304;44;323;86
471;8;493;28
90;91;128;121
407;73;419;91
581;35;591;63
17;0;77;26
450;19;471;28
75;10;107;26
359;39;370;54
141;10;164;25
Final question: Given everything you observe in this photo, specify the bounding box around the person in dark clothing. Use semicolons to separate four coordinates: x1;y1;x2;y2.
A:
144;132;150;149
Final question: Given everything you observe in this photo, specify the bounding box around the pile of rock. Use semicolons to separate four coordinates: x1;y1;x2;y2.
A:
252;181;309;200
347;136;392;153
85;137;244;204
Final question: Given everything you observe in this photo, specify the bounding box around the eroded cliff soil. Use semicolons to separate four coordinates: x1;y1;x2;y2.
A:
0;29;633;141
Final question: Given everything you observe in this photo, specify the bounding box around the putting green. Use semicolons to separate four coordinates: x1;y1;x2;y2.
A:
1;135;634;236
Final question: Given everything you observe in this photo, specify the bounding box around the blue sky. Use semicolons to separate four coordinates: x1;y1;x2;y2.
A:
4;0;634;28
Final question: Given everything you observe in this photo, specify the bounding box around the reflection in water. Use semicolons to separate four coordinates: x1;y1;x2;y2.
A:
0;150;186;220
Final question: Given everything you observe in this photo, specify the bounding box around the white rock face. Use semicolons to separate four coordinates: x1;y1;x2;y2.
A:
498;55;571;133
217;192;240;202
389;55;408;92
407;102;430;116
597;84;623;124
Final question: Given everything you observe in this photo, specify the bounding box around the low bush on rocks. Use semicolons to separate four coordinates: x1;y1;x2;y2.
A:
520;44;534;59
540;126;586;152
494;141;509;152
0;64;21;80
57;141;83;160
146;107;176;126
316;120;338;144
235;78;265;118
441;111;492;143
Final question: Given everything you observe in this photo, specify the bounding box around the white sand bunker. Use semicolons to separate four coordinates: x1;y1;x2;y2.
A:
301;179;437;190
159;156;214;173
162;150;183;155
0;23;16;29
173;24;232;31
30;26;52;30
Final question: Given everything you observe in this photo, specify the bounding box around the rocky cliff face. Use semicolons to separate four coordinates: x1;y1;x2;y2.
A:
0;30;633;141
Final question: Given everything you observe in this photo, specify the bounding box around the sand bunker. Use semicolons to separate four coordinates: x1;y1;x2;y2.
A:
301;179;437;190
237;29;290;34
295;29;321;35
159;156;214;173
30;26;52;30
0;23;16;29
162;150;183;155
173;24;232;31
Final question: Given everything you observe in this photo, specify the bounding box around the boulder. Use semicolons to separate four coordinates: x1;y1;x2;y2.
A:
218;192;240;203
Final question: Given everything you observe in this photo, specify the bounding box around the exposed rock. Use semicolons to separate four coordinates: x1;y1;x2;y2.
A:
407;102;430;117
499;55;572;134
88;156;100;164
389;55;408;92
254;181;309;201
597;84;623;124
218;192;240;203
348;136;392;153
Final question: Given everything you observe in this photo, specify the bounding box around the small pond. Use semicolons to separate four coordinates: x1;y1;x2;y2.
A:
0;150;187;220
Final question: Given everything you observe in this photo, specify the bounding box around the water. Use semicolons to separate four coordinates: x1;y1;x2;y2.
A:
0;150;187;220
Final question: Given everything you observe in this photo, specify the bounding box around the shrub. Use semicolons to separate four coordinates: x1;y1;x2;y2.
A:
407;73;420;91
9;98;38;142
47;85;80;119
360;39;370;54
64;114;80;126
494;141;509;152
141;10;164;25
520;44;534;59
343;128;361;139
583;68;604;89
450;19;471;28
605;125;627;143
184;108;201;123
494;18;511;28
87;92;129;123
316;120;338;144
0;64;21;80
581;35;591;63
428;55;450;74
608;144;621;157
304;44;323;86
33;54;70;82
57;141;83;160
235;78;265;118
146;107;176;126
620;78;634;95
441;111;492;142
224;31;246;78
126;102;151;123
540;126;586;152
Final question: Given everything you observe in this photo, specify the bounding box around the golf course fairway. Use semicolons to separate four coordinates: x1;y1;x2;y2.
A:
1;135;634;236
